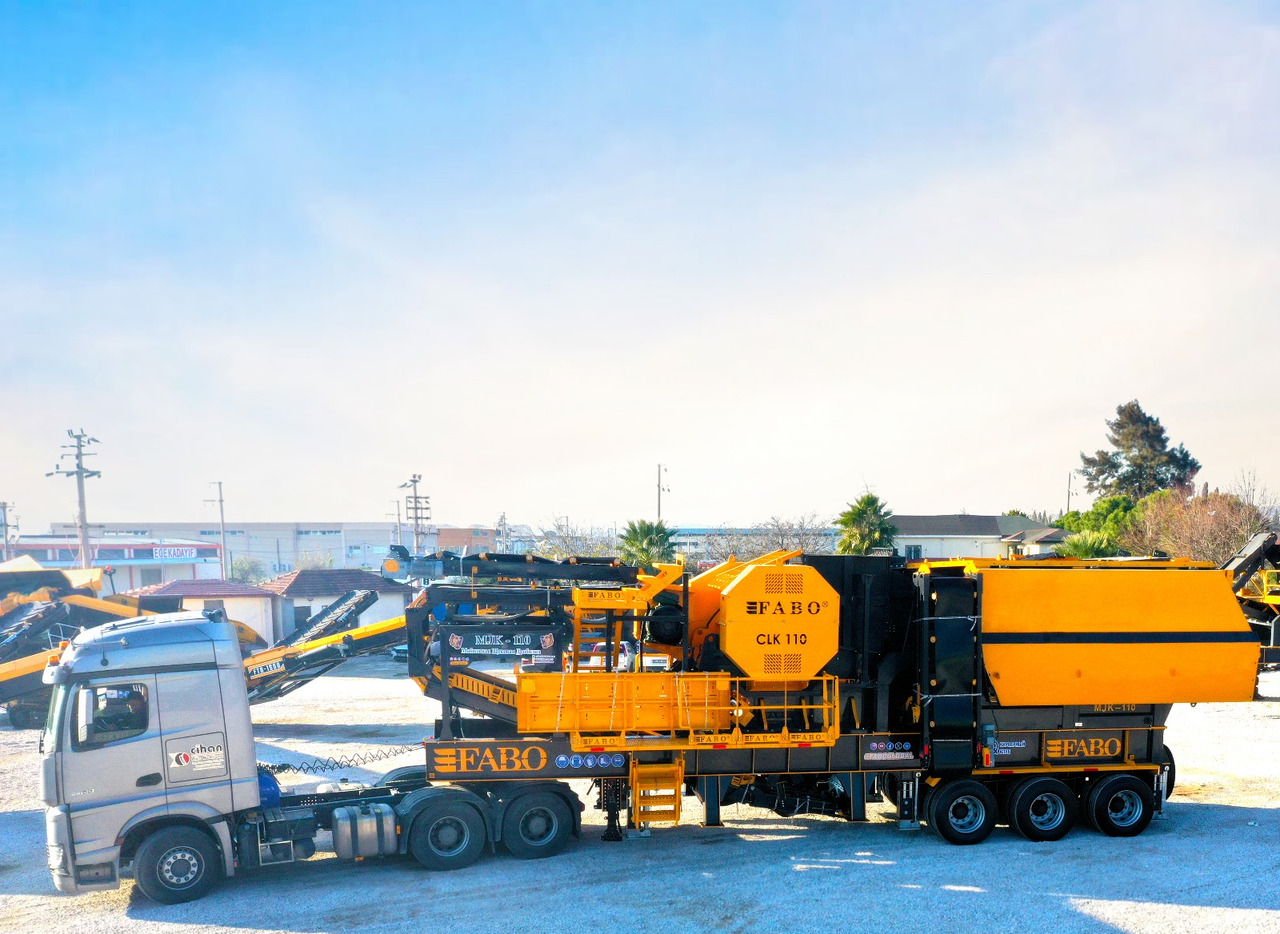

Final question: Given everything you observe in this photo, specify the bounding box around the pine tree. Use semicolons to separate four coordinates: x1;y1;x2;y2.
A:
1079;401;1199;499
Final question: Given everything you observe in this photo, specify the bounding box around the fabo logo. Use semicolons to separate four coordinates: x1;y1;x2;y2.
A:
1045;737;1122;759
745;601;824;616
434;746;548;774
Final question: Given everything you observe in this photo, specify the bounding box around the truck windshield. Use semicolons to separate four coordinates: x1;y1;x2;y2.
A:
40;685;67;753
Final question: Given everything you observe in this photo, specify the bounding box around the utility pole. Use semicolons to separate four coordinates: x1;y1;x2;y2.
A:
205;482;228;578
497;512;508;552
1066;472;1075;515
47;429;101;570
0;502;11;562
656;464;670;522
399;474;430;554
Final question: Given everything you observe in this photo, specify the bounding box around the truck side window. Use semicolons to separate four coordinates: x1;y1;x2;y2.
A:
71;682;149;749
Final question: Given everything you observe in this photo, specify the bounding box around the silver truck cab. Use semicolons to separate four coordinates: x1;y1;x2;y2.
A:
41;611;257;897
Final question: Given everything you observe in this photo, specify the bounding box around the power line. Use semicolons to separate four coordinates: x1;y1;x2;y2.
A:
46;430;101;570
399;474;430;554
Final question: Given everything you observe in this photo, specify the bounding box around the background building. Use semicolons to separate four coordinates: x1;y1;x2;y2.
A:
13;534;221;591
124;579;280;642
49;521;427;574
258;568;415;636
436;525;497;554
892;515;1069;560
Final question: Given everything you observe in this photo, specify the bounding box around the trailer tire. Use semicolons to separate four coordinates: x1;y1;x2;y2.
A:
927;780;997;845
1008;777;1077;842
1086;774;1154;837
501;792;573;860
408;800;486;871
133;826;220;904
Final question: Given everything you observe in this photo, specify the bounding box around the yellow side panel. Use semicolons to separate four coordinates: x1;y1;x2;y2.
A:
981;568;1259;705
516;672;730;734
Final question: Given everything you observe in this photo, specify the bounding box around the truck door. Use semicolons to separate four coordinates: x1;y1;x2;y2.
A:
59;676;165;865
155;668;235;816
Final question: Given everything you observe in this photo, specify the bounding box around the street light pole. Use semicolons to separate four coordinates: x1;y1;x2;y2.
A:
206;482;228;578
0;502;11;562
656;464;670;522
47;430;100;569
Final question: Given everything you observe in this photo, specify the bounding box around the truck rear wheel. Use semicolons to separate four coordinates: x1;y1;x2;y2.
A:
501;792;573;860
1008;777;1077;842
409;800;486;870
927;780;997;845
133;826;220;904
1086;774;1154;837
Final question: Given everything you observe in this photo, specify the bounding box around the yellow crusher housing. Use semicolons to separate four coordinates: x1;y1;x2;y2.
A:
389;538;1273;850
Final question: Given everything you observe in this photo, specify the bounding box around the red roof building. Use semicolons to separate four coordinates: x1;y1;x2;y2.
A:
258;568;414;633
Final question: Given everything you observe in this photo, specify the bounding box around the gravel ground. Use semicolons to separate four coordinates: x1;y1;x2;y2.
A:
1;657;1277;934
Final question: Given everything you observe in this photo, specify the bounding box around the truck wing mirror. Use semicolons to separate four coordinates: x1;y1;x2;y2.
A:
75;688;95;746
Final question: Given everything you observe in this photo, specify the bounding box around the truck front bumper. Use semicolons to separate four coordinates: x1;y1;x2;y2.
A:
46;806;75;894
45;806;119;895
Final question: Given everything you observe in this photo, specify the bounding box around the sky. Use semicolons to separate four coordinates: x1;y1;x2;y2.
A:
2;1;1279;535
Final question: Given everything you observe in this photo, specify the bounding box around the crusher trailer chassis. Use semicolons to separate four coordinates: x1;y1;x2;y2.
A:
37;543;1271;903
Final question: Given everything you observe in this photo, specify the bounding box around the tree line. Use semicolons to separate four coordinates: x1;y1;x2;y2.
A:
1045;400;1275;562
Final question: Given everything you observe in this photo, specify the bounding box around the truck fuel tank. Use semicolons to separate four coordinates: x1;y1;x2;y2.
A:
332;802;397;859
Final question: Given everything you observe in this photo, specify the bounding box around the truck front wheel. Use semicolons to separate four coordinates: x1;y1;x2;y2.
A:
409;800;486;870
133;826;220;904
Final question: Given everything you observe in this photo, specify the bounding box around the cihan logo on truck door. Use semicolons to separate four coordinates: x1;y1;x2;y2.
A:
164;732;229;782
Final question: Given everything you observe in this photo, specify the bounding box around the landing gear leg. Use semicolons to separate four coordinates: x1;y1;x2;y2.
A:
601;778;625;842
897;773;922;831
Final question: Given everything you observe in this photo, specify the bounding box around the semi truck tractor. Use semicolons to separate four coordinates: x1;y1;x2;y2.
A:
39;542;1273;903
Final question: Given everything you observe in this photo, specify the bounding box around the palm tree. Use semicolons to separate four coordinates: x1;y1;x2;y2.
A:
618;519;677;570
1053;530;1120;558
835;493;897;555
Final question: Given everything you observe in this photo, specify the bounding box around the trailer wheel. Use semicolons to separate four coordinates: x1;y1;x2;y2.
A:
409;800;486;870
501;793;573;860
927;780;997;845
1008;778;1077;842
133;826;220;904
1086;774;1154;837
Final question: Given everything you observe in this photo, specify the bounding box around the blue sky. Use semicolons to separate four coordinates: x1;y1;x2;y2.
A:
4;2;1279;532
